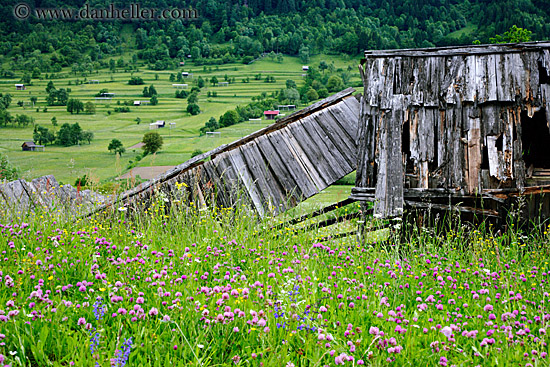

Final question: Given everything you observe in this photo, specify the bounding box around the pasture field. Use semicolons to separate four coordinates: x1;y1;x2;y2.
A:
0;195;548;366
0;54;361;184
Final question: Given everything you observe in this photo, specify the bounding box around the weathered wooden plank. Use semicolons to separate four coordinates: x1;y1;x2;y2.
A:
327;103;360;146
487;54;498;102
228;149;266;217
464;55;477;102
214;151;250;210
265;130;319;197
380;58;396;109
241;141;286;215
444;55;464;105
312;111;356;167
541;84;550;132
255;134;302;204
284;123;333;186
466;105;482;194
374;95;404;217
300;115;351;178
367;58;384;107
339;96;361;135
411;57;425;106
509;52;527;100
425;57;440;107
476;55;489;103
495;53;513;102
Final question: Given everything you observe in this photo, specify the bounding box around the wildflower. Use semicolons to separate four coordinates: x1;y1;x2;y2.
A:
440;326;453;338
114;337;133;367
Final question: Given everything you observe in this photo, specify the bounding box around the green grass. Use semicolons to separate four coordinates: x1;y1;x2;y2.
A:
447;22;477;39
0;54;362;184
0;193;548;366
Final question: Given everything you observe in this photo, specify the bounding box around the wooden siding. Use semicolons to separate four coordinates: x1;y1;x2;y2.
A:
90;88;360;218
353;42;550;219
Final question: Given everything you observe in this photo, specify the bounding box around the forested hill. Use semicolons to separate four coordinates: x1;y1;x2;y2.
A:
0;0;549;73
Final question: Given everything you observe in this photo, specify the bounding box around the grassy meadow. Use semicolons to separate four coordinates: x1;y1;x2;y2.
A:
0;54;361;185
0;193;549;366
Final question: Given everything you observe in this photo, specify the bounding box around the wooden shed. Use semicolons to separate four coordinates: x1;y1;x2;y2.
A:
21;142;45;152
351;41;550;223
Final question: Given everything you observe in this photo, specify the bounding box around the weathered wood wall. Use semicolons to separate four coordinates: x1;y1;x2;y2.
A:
0;175;109;217
89;88;360;218
352;42;550;218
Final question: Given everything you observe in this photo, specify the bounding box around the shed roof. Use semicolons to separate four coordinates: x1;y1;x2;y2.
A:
364;41;550;58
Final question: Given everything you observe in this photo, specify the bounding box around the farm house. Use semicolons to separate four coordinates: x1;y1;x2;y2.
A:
351;41;550;223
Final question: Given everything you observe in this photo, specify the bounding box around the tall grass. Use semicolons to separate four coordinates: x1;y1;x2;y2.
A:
0;193;549;366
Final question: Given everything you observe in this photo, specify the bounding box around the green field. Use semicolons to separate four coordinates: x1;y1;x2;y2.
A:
0;54;362;185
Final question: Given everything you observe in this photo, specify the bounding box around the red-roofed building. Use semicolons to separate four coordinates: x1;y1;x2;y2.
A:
264;110;280;120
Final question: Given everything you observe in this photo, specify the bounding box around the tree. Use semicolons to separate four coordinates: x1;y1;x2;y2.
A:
187;92;199;104
198;76;205;88
128;77;144;85
326;75;344;93
46;81;56;94
15;114;34;127
148;84;157;96
56;122;82;146
142;132;163;155
0;153;19;181
108;138;125;155
286;80;297;89
0;109;12;127
219;110;240;128
150;95;158;106
187;103;200;115
210;76;219;86
299;44;310;64
306;88;319;101
317;88;329;99
51;116;58;127
81;131;94;144
84;102;96;114
33;125;55;145
277;54;284;63
30;96;37;107
489;25;532;44
67;99;84;114
191;149;203;158
319;61;328;73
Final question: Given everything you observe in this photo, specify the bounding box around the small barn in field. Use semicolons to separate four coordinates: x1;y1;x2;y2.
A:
15;84;25;90
21;142;45;152
149;120;165;129
351;41;550;223
264;110;280;120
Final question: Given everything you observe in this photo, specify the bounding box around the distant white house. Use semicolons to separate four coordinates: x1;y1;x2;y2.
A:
169;122;176;129
15;84;25;90
302;66;309;71
149;120;166;129
218;82;229;87
181;72;193;78
172;84;188;89
134;100;150;106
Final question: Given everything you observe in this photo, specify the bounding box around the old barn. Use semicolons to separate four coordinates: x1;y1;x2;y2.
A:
351;41;550;223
